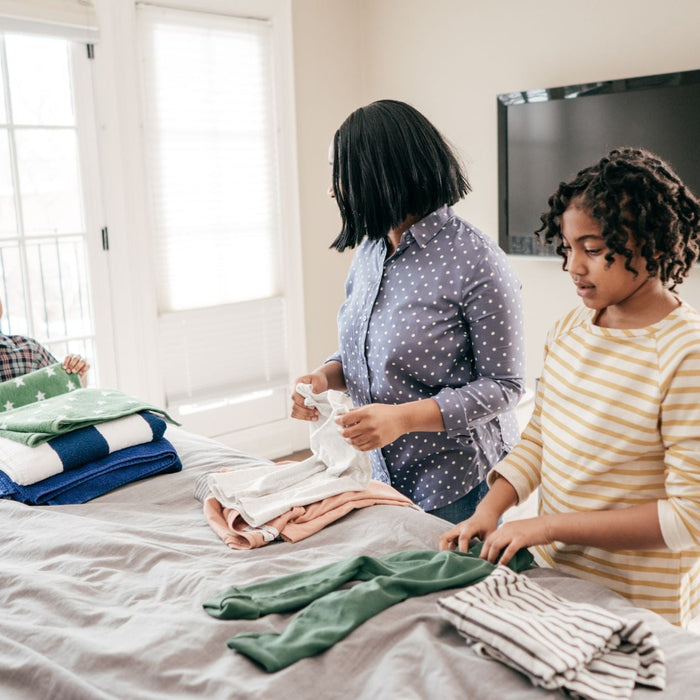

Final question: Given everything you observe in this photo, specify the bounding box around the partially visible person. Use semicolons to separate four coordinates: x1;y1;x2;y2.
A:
291;99;525;523
0;298;90;386
440;147;700;627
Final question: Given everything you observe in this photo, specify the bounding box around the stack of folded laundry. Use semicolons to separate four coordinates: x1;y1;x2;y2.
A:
198;384;420;549
0;363;182;505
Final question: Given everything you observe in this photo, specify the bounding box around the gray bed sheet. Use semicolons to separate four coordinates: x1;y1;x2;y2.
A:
1;426;699;699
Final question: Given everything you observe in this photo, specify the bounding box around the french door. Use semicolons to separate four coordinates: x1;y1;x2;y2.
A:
0;31;115;385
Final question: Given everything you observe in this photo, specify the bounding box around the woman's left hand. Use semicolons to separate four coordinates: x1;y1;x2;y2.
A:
335;403;407;451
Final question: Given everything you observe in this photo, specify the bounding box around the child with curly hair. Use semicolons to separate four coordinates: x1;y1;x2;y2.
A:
440;147;700;626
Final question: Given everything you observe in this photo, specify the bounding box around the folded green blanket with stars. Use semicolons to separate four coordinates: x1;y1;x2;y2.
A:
0;363;80;412
0;387;178;446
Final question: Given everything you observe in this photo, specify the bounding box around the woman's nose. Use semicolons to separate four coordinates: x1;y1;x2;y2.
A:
327;184;335;199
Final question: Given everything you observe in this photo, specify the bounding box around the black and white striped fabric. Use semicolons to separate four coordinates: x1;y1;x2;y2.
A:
437;567;665;700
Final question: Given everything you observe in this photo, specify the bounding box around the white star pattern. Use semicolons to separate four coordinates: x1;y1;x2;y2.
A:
35;391;46;401
3;401;13;411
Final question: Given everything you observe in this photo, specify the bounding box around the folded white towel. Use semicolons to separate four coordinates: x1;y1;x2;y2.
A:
437;567;665;700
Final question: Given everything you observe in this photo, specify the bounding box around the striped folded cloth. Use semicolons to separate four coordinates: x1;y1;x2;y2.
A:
0;411;167;485
0;437;182;505
437;567;665;700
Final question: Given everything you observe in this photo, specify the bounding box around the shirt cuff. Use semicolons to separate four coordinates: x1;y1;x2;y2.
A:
432;389;473;441
657;499;692;552
487;462;532;506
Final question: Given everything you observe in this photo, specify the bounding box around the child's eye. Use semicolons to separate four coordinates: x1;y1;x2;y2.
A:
584;248;603;256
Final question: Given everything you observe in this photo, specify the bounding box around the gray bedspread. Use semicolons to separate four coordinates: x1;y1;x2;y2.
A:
1;427;699;699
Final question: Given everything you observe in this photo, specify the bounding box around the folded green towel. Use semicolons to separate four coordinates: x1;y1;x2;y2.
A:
0;388;178;446
0;363;79;412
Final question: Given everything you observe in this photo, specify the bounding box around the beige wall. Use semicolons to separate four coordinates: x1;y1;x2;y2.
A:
292;0;700;384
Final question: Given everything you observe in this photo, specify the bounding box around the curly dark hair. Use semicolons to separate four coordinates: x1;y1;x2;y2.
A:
330;100;470;251
536;147;700;289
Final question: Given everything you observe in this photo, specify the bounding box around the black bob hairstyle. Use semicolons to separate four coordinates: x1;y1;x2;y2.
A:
536;147;700;290
330;99;470;251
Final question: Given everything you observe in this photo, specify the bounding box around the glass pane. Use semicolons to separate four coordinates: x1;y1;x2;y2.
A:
24;237;92;340
15;129;84;236
0;244;28;335
5;34;74;126
0;130;16;237
142;10;280;312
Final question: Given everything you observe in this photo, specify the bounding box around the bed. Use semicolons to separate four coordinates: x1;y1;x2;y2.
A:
2;426;700;699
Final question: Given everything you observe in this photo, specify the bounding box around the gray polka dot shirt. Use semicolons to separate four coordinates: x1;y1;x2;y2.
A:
328;205;526;511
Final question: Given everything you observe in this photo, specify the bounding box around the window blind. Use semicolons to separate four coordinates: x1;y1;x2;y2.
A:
137;4;290;425
138;5;280;312
0;0;99;42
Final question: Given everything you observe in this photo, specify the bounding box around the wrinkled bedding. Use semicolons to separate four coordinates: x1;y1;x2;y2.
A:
1;427;699;699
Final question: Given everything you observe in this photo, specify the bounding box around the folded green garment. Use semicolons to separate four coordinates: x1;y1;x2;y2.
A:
0;363;79;412
0;387;178;445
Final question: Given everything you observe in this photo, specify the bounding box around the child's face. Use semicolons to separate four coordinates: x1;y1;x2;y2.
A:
560;205;648;312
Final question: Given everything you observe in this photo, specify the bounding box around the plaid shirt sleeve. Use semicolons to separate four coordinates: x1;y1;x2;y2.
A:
0;334;58;383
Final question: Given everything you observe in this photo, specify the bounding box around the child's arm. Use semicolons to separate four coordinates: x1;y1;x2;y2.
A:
62;354;90;387
477;501;664;566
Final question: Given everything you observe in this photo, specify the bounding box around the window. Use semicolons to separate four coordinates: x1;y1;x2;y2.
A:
137;2;305;455
0;32;100;374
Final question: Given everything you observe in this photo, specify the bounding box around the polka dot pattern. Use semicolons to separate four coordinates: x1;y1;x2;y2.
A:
329;205;526;511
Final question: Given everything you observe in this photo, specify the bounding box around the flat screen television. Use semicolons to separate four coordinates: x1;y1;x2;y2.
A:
497;68;700;255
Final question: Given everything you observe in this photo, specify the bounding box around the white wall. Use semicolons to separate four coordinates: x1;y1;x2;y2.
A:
292;0;700;386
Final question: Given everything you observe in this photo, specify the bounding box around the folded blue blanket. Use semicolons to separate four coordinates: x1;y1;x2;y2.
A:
0;437;182;505
0;411;167;485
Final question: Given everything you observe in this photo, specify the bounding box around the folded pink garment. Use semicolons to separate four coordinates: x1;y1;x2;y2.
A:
203;479;416;550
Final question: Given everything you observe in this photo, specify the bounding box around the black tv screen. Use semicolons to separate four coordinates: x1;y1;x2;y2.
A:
498;68;700;255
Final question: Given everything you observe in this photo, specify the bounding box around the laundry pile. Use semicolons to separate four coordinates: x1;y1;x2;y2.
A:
0;363;181;504
198;384;418;549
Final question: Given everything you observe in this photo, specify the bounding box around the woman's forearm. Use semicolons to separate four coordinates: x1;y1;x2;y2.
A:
396;398;445;433
315;360;347;392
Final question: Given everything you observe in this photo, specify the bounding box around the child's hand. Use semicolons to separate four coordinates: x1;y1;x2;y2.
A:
62;354;90;386
478;516;553;567
439;508;500;553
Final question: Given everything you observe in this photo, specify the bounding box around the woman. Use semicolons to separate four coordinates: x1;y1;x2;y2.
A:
292;99;525;523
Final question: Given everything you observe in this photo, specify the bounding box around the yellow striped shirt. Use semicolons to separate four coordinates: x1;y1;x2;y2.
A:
492;301;700;626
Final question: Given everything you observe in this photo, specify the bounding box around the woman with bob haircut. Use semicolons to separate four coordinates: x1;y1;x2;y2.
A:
291;99;526;523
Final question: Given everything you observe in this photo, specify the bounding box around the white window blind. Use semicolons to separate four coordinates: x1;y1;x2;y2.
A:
138;5;281;312
0;1;98;42
137;4;291;435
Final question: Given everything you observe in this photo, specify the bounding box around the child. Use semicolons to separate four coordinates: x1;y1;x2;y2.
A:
0;299;90;386
440;147;700;627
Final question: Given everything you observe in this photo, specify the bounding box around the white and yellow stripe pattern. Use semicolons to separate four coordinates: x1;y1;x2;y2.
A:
492;301;700;626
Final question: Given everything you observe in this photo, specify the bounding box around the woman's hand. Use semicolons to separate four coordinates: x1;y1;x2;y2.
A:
335;403;408;451
62;354;90;386
439;508;500;553
290;371;329;421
